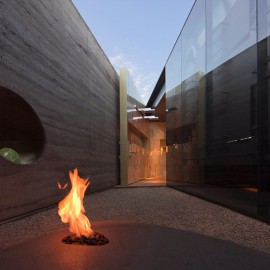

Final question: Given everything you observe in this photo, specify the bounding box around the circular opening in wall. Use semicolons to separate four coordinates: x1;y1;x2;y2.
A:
0;86;46;165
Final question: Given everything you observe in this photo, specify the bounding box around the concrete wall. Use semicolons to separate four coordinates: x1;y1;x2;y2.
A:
128;130;148;184
148;122;166;179
0;0;119;221
128;122;166;183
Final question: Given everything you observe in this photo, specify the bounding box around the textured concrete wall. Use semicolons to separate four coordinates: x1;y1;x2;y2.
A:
0;0;119;221
149;122;166;179
128;130;148;184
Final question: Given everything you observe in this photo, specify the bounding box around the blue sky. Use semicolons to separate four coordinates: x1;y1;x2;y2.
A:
72;0;195;104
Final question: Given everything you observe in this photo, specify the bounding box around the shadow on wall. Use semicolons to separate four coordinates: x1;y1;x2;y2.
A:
0;86;46;164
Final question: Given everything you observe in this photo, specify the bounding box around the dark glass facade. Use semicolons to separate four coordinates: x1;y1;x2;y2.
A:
165;0;270;220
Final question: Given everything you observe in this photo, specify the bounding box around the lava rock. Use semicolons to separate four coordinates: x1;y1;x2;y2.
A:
62;232;109;246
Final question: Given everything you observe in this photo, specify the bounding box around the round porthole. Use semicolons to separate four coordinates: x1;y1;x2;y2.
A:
0;86;46;164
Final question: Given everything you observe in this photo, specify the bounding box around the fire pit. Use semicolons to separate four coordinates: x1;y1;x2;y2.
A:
58;169;109;246
62;232;109;246
1;221;270;270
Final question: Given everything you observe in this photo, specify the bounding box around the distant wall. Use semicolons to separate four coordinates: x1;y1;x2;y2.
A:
149;122;166;179
128;129;148;183
0;0;119;221
120;68;148;185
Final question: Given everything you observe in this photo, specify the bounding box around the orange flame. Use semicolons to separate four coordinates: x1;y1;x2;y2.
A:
57;181;68;190
58;169;93;237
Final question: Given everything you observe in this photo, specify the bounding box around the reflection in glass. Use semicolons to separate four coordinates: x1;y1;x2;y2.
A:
205;43;258;190
258;0;270;41
163;0;270;219
258;0;270;216
206;0;256;72
182;0;205;81
165;0;206;183
166;37;181;92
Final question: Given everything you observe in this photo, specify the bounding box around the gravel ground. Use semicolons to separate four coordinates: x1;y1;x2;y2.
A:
0;187;270;253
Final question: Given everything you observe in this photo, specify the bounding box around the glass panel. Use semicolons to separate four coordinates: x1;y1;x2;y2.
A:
206;0;256;72
166;35;182;181
165;0;206;184
126;71;144;105
166;36;181;144
180;0;206;183
123;69;149;185
165;0;261;218
258;0;270;217
182;1;205;81
204;0;258;215
258;0;270;41
205;42;258;215
166;37;181;93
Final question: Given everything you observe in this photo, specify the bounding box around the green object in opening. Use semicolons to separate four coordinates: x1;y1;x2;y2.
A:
0;148;21;164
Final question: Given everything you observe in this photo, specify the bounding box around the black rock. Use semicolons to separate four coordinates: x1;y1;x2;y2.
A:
62;232;109;246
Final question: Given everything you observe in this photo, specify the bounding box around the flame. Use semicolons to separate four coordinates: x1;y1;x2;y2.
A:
58;169;93;237
57;181;68;190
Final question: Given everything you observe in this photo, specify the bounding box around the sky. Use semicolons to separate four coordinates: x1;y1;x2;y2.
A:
72;0;195;104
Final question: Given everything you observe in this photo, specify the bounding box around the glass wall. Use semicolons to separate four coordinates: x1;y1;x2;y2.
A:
181;0;205;183
258;0;270;216
165;0;270;220
166;36;181;181
206;0;256;72
120;68;149;185
166;0;206;184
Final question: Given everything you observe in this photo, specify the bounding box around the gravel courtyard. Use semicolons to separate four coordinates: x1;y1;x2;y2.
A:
0;187;269;253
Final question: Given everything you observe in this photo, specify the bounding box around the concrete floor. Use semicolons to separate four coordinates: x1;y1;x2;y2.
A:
0;187;270;269
128;178;166;187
